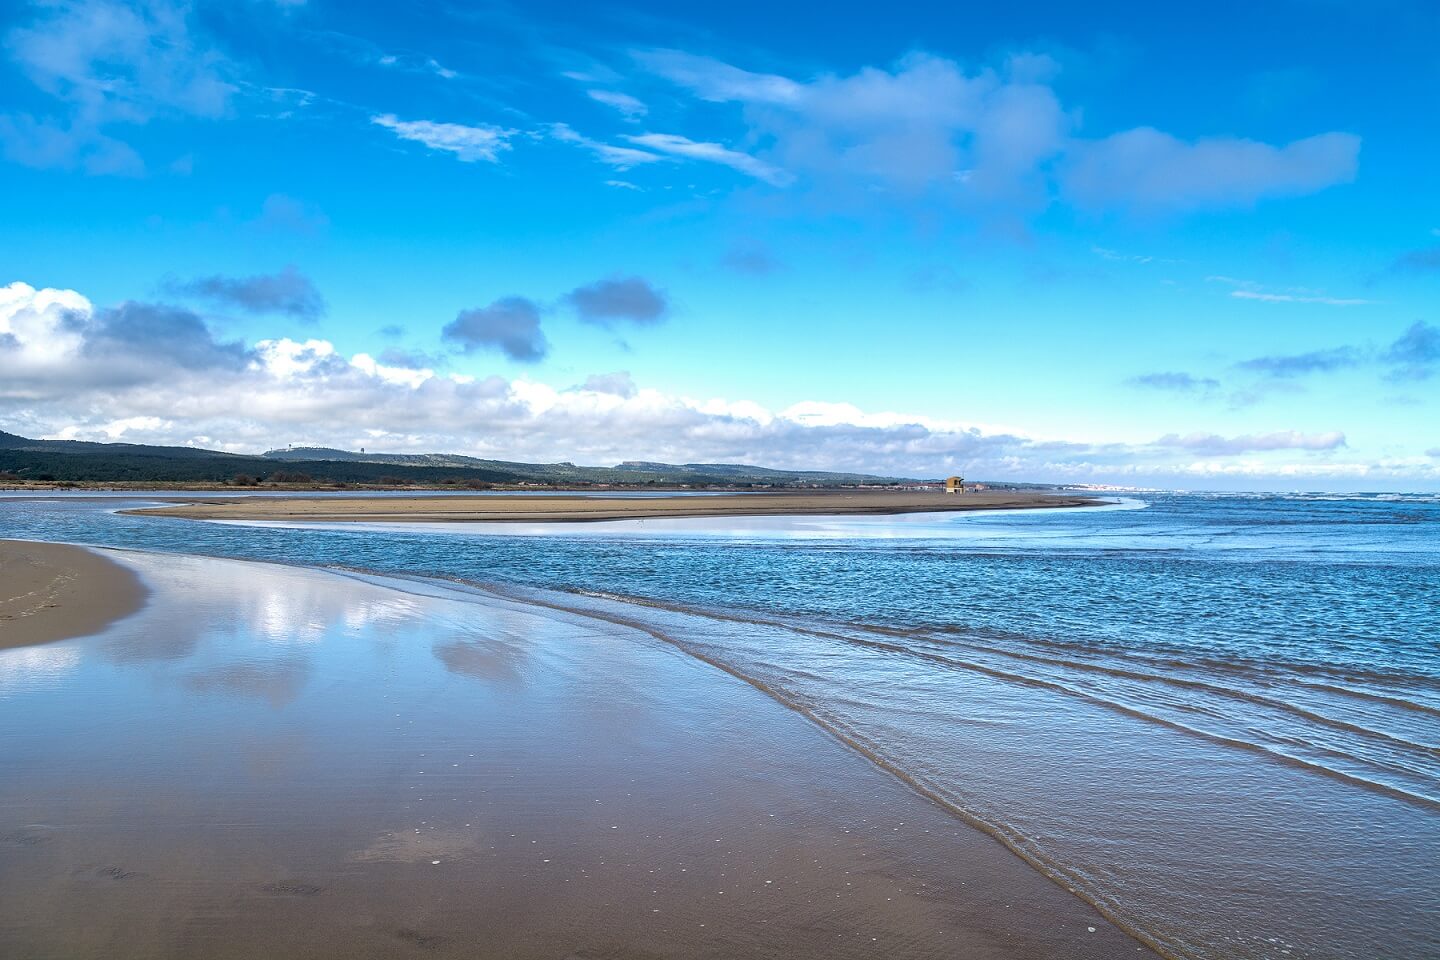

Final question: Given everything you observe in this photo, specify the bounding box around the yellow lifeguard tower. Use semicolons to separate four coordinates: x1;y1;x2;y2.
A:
945;476;964;494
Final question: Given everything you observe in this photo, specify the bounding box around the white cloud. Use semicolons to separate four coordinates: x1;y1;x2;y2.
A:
623;132;792;185
548;123;662;170
371;114;515;163
1063;129;1360;212
2;0;235;174
637;48;1358;212
586;89;647;119
1206;275;1377;306
1230;290;1374;306
634;49;801;104
3;280;1432;488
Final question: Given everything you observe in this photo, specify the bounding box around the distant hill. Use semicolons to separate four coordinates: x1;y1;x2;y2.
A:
0;430;912;487
0;430;246;459
262;446;904;487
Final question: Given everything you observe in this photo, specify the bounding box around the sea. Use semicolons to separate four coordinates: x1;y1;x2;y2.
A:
2;490;1436;960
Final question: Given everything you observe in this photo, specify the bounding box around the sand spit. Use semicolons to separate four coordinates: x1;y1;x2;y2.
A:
0;540;147;650
130;490;1098;524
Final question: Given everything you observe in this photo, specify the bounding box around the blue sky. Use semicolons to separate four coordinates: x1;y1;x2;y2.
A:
1;0;1437;489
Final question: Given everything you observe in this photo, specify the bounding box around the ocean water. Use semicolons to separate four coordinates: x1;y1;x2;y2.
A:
2;491;1437;960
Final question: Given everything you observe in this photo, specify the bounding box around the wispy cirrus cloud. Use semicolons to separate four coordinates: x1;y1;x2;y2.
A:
1235;347;1365;377
2;0;236;175
586;89;647;119
548;123;662;170
1207;275;1377;306
622;132;792;185
1231;289;1376;306
371;114;516;163
1155;430;1347;455
1128;372;1220;392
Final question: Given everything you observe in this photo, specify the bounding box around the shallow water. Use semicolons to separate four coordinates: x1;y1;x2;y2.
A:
0;550;1144;959
2;492;1437;959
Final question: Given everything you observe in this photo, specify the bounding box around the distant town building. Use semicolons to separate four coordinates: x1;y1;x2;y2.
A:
945;476;964;494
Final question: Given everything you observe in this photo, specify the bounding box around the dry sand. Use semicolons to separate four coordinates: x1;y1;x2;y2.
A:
131;490;1097;524
0;540;147;650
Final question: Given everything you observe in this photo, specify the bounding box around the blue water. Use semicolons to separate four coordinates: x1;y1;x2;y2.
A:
3;491;1438;960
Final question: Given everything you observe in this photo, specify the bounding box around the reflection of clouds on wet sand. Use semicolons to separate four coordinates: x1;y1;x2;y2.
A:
250;580;419;646
433;637;526;684
0;643;80;695
184;656;312;708
93;552;429;664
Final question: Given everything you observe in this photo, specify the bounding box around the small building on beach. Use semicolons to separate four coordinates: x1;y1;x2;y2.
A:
945;476;964;494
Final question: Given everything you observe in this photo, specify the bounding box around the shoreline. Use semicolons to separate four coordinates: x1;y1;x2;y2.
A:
0;539;147;651
0;544;1152;959
127;490;1099;524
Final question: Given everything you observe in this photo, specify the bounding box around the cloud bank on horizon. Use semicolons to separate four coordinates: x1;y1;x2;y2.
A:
0;1;1436;489
3;280;1433;487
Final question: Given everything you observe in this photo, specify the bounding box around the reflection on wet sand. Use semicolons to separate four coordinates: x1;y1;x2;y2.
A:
0;550;1149;959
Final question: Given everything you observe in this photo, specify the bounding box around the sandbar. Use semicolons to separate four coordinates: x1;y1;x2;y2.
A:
0;539;146;650
130;490;1097;524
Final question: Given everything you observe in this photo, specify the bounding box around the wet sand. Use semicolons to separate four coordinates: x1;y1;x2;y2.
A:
0;550;1152;959
0;540;146;651
131;490;1097;524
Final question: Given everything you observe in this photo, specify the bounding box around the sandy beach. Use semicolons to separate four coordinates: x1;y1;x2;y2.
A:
130;490;1097;524
0;540;146;651
0;548;1150;959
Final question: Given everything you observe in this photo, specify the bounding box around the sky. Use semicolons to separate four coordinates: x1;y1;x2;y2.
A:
1;0;1438;490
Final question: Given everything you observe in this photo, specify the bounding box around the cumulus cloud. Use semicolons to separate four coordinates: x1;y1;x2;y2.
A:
721;243;782;275
638;48;1357;214
371;114;515;162
1128;372;1220;392
564;276;669;327
164;265;325;320
0;282;247;398
1229;322;1439;382
86;300;251;370
1063;130;1359;212
250;194;329;235
575;371;637;397
1392;248;1440;273
4;280;1434;489
2;0;235;174
1384;321;1440;381
443;297;548;362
